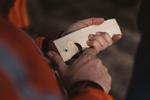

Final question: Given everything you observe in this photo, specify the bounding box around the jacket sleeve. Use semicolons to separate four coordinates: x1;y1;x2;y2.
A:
35;37;58;57
70;87;113;100
35;37;113;100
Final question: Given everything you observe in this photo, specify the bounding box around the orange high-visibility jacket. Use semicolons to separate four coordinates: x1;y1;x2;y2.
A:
0;0;113;99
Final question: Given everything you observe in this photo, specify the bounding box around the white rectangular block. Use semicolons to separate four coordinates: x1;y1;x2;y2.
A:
54;19;122;61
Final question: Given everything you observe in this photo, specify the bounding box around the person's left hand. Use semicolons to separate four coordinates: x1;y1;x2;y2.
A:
49;18;121;54
62;17;104;36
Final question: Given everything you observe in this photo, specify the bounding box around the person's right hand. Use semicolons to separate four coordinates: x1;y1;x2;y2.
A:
48;18;121;93
48;48;111;93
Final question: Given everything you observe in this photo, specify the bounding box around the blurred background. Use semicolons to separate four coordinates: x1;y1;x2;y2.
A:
27;0;140;99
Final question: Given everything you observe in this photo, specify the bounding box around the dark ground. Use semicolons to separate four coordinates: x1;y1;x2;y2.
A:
27;0;140;99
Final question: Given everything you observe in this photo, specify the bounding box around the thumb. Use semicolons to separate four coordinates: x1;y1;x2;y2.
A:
112;34;122;43
83;48;98;57
65;18;104;34
48;51;66;73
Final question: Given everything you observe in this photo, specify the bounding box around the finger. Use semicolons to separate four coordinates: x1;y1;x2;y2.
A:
87;33;112;53
79;17;104;26
97;32;112;46
91;17;104;25
66;18;104;33
112;34;122;43
64;23;86;34
83;47;98;57
48;51;66;73
88;34;95;41
87;40;103;53
93;32;112;48
88;33;107;49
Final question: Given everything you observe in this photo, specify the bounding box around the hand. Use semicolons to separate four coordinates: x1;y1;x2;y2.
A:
63;17;121;54
50;18;121;54
62;17;104;36
87;32;121;53
48;48;112;93
48;18;105;52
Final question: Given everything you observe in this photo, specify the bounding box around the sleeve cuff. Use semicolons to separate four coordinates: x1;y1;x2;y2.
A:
68;80;104;97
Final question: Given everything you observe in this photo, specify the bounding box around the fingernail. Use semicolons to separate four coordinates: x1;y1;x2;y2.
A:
89;34;94;36
87;40;91;45
116;34;122;37
112;34;122;39
112;34;122;43
89;34;94;39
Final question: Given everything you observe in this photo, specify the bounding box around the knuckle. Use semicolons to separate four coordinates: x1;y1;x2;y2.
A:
95;59;102;65
84;49;94;56
104;32;109;36
96;35;102;40
93;40;97;46
93;41;102;50
101;32;107;36
98;58;102;63
86;55;92;61
82;53;92;60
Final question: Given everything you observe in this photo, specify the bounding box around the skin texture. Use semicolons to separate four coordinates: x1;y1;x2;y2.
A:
48;18;121;93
